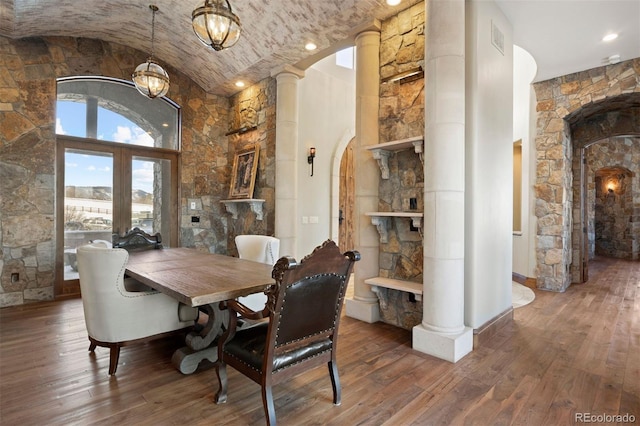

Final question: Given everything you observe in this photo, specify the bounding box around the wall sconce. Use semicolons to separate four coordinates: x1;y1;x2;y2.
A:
307;147;316;176
607;182;616;193
380;66;424;84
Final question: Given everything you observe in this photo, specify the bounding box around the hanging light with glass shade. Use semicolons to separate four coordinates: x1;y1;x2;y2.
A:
132;5;170;99
192;0;242;51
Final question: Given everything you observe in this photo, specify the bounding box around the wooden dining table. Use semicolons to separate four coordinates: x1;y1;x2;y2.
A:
126;247;274;374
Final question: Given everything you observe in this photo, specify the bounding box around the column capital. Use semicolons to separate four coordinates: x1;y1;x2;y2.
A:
270;64;305;79
351;19;381;38
355;29;381;47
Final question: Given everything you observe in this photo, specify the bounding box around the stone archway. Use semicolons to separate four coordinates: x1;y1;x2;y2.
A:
532;58;640;291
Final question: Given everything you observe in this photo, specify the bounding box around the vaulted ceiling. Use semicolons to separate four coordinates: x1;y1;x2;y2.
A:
0;0;420;95
1;0;638;96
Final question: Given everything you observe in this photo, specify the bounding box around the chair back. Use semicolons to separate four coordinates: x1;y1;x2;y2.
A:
266;240;359;356
76;242;130;340
235;235;280;265
112;227;162;251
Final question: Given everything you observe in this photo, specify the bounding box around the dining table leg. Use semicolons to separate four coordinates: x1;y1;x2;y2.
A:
171;303;229;374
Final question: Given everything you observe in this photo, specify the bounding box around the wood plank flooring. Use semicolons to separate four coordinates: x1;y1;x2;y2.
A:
1;257;638;425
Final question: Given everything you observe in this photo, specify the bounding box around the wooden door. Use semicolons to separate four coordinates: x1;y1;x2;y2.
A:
339;139;355;252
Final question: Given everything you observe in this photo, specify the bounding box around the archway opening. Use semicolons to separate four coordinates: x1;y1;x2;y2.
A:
594;166;635;259
567;93;640;283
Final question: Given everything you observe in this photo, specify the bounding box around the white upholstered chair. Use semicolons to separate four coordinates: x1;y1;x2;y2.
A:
76;242;198;375
235;235;280;311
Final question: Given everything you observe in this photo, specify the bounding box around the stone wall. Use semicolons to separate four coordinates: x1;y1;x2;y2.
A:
533;58;640;291
375;2;425;329
225;80;277;255
586;137;640;260
0;35;275;307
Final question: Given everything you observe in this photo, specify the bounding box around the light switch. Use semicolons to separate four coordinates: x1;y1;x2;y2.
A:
190;201;196;210
302;216;309;224
310;216;319;224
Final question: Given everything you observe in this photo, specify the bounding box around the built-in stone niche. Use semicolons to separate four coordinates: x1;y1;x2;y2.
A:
374;148;424;330
594;167;635;259
374;1;425;329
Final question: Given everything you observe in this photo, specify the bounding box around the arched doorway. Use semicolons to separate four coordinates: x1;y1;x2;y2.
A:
568;95;640;284
533;61;640;291
330;131;356;251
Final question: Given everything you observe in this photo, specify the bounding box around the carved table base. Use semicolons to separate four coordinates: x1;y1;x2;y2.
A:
171;303;229;374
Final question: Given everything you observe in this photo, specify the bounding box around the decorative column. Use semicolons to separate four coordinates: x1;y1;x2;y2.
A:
272;65;305;259
345;29;381;323
412;0;473;362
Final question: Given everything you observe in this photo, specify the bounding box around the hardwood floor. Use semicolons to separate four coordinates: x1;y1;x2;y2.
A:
1;257;638;425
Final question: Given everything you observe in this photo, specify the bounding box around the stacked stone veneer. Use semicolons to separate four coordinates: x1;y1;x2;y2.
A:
533;58;640;291
0;35;275;307
225;81;277;255
586;138;640;260
375;2;425;329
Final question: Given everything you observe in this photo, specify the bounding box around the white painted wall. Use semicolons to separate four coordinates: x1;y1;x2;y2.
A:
512;46;538;279
464;0;514;328
296;54;356;258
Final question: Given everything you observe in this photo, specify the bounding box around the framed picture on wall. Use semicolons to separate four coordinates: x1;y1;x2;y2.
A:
229;144;260;199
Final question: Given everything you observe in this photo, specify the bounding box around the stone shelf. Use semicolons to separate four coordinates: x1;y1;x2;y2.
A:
365;276;423;301
365;212;423;243
221;199;265;220
366;136;424;179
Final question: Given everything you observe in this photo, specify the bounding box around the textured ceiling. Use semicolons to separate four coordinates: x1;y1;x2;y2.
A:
0;0;420;96
1;1;638;95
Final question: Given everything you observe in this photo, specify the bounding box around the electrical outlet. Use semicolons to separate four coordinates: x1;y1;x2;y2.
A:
310;216;319;224
191;216;200;223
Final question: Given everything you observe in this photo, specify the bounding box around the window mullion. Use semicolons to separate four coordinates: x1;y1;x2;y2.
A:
86;97;98;139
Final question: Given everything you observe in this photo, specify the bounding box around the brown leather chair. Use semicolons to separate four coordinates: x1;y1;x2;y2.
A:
214;240;360;426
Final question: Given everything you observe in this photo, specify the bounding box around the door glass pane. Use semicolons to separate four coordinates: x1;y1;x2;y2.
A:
132;157;172;247
64;149;113;281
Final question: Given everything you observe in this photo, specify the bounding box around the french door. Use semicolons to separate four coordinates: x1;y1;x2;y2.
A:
56;136;178;296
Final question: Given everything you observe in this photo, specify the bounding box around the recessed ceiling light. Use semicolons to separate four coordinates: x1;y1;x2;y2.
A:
386;0;401;5
603;33;618;42
608;54;621;65
235;81;245;88
305;42;317;51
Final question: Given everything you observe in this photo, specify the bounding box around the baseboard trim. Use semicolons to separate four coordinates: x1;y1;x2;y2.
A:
473;307;513;348
512;272;526;284
512;272;537;290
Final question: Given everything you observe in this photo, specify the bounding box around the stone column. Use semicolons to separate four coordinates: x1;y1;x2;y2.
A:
412;0;472;362
345;29;381;323
272;65;305;259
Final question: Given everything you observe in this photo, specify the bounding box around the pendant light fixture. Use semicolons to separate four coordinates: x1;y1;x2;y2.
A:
192;0;241;51
132;5;170;99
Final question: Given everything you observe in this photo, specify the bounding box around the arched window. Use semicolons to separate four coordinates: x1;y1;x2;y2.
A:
56;77;179;148
55;77;181;294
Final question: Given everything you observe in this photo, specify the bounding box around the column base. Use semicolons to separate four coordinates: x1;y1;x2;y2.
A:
345;298;380;323
412;324;473;363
